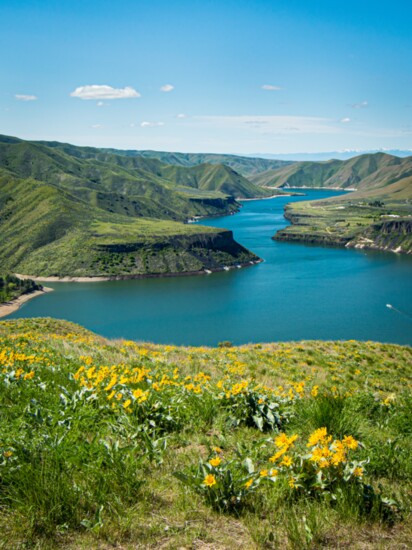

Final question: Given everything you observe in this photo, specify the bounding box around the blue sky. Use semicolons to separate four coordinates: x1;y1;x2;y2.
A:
1;0;412;154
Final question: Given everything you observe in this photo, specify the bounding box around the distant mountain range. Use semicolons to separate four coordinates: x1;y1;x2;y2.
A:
246;150;412;161
250;152;412;194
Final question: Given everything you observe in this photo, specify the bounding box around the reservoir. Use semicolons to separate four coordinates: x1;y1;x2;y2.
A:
5;190;412;346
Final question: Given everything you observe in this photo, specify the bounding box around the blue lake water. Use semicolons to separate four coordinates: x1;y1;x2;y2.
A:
5;190;412;346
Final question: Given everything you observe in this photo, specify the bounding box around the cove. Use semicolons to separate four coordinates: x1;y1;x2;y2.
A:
5;189;412;346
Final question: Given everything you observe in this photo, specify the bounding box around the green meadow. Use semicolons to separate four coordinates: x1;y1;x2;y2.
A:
0;318;410;548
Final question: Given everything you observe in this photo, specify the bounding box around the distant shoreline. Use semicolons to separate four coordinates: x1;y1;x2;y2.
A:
0;287;53;319
14;261;263;284
239;193;293;202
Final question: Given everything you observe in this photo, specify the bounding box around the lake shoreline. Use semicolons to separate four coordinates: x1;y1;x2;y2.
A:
0;287;54;319
14;260;263;284
238;193;294;202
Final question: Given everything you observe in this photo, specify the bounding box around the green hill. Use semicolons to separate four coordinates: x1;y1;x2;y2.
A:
274;174;412;253
0;317;411;548
38;142;292;178
251;152;412;191
0;136;263;278
9;136;271;200
257;152;412;253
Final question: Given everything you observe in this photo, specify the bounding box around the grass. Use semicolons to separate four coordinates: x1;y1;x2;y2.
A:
0;134;268;278
274;196;412;254
0;318;411;548
0;172;258;278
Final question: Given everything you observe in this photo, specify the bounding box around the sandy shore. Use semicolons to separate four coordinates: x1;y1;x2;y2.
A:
0;287;54;319
15;273;113;283
14;262;263;284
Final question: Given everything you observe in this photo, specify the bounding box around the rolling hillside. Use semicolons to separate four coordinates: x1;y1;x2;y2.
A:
251;152;412;191
274;173;412;254
57;146;293;178
0;136;262;278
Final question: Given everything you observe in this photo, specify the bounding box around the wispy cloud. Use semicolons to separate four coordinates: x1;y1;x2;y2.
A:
261;84;282;91
70;85;140;100
176;113;187;118
340;117;351;123
140;121;165;128
160;84;174;92
91;124;103;128
350;100;368;109
15;94;37;101
194;115;339;135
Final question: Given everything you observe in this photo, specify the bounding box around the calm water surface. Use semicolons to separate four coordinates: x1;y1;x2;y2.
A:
6;190;412;345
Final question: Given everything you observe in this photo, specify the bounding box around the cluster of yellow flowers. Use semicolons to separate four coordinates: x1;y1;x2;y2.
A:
307;427;359;470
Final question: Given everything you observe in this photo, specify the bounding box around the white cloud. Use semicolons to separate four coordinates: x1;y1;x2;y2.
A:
15;94;37;101
340;117;351;123
91;124;103;128
176;113;187;118
140;121;165;128
261;84;282;91
350;100;368;109
70;85;140;100
160;84;174;92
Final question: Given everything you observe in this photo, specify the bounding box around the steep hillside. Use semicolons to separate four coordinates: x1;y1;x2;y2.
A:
0;162;259;278
38;141;292;177
5;136;271;199
252;152;412;191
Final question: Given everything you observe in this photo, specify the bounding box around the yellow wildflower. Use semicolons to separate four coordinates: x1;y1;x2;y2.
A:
280;455;293;467
307;427;332;447
204;474;217;487
260;469;269;477
209;457;221;467
244;479;253;489
353;466;363;477
342;436;358;450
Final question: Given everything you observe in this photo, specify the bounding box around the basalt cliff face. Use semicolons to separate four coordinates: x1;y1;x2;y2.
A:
347;219;412;254
90;230;260;278
274;208;412;254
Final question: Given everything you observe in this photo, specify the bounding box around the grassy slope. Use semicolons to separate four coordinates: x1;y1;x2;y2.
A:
251;153;412;191
39;142;293;178
0;136;264;277
0;318;411;549
263;153;412;253
0;170;258;277
274;177;412;253
3;136;270;200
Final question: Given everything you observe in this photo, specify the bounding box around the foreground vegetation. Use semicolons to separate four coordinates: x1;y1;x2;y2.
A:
0;318;411;548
